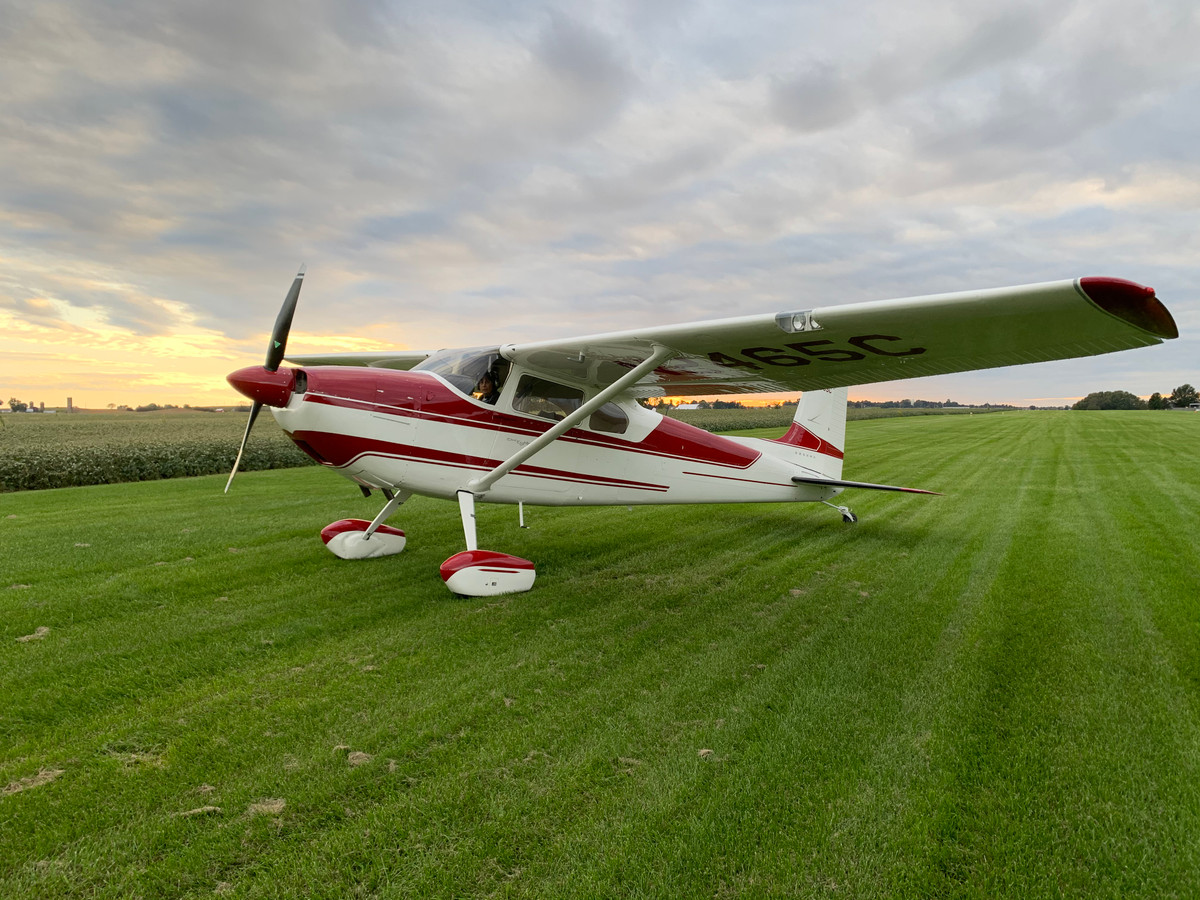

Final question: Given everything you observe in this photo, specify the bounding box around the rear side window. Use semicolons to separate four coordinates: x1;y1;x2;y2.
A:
513;376;583;421
589;402;628;435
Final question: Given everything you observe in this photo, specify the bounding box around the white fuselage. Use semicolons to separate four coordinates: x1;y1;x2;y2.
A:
270;366;842;507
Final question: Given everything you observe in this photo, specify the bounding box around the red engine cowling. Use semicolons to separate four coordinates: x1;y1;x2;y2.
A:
227;366;297;408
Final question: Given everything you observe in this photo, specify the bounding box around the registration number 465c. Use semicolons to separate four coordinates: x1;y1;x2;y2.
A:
707;335;926;369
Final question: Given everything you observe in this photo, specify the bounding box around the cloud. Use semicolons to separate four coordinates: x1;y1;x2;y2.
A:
532;13;636;138
0;0;1196;407
769;5;1058;134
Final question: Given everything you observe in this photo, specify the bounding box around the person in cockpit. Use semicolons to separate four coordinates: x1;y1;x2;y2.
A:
475;370;500;405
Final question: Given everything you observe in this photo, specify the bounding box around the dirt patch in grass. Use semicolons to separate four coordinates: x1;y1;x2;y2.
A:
174;805;222;817
16;626;49;642
108;750;166;768
3;767;64;796
248;798;286;816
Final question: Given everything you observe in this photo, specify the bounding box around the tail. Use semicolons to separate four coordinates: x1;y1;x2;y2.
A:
774;387;847;478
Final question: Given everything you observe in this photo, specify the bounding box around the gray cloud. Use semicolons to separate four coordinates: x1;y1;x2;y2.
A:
770;6;1060;134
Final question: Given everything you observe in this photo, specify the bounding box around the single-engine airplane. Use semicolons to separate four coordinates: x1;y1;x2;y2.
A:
226;270;1177;596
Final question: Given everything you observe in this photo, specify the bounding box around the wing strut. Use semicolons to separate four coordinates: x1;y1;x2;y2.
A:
464;344;676;496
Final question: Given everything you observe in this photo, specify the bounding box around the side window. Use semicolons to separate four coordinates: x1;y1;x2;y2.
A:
589;402;628;435
513;376;583;422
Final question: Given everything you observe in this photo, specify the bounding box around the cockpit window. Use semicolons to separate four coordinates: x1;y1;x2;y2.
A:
512;376;583;421
412;347;506;397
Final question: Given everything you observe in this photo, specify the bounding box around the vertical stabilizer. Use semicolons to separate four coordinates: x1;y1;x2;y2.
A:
774;387;847;478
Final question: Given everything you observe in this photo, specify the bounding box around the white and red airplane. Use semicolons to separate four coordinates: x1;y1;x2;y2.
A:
226;271;1177;596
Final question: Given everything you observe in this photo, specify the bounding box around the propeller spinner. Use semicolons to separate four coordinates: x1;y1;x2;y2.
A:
224;266;306;493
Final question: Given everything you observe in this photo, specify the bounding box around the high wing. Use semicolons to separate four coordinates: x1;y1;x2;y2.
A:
500;277;1176;396
284;277;1176;396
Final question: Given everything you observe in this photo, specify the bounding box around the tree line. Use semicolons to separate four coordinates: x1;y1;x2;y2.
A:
1072;384;1197;410
646;397;1015;411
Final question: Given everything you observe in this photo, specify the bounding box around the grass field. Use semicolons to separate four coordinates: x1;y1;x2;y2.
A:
3;412;1199;898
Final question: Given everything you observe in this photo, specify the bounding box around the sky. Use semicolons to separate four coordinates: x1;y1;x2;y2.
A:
1;0;1198;410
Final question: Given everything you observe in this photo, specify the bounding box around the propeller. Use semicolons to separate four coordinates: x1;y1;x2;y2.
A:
224;266;306;493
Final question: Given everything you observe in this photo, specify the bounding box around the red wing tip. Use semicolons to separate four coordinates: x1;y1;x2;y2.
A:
1079;277;1178;339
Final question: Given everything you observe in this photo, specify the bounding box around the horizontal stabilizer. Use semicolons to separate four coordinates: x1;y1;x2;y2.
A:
792;475;941;495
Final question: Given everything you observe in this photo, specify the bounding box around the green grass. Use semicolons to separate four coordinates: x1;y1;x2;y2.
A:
2;412;1199;898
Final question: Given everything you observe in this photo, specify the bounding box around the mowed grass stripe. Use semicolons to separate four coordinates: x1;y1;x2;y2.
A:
2;412;1198;898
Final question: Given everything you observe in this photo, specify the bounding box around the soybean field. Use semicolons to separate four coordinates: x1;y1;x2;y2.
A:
0;410;311;492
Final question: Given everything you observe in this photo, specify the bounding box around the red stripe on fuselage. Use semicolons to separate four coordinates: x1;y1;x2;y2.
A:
299;367;761;469
289;430;671;492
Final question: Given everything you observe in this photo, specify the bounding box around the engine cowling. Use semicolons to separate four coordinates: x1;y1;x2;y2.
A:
226;365;297;408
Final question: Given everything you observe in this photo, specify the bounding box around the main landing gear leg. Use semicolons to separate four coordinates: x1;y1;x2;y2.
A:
821;499;858;524
439;491;536;597
320;489;412;559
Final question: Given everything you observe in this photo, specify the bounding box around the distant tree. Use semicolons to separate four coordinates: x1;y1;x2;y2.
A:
1071;390;1148;410
1169;384;1198;408
107;403;116;410
8;397;27;412
1147;392;1167;410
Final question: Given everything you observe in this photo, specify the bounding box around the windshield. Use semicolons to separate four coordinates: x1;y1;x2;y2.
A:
412;347;505;396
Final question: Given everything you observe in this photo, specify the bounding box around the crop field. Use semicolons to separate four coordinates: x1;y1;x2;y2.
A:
0;410;312;492
3;412;1199;898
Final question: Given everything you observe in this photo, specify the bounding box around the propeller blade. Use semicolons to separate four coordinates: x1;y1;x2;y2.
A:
265;265;305;372
224;401;263;494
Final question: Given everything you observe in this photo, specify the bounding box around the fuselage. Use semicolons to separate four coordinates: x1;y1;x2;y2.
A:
269;366;841;507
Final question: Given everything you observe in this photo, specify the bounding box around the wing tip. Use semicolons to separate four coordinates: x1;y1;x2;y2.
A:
1078;277;1178;340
